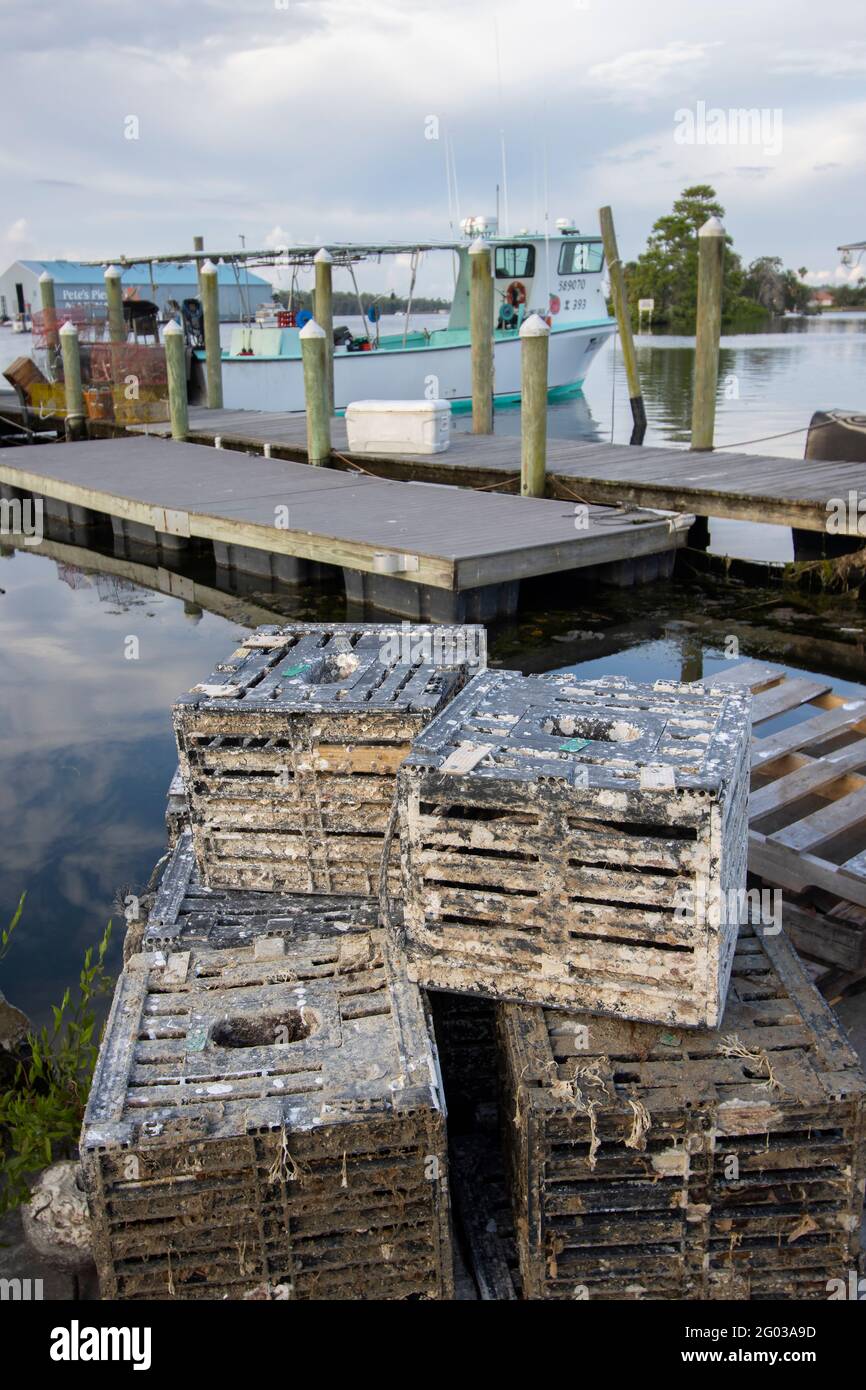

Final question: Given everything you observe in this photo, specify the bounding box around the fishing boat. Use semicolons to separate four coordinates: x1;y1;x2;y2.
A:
208;218;615;413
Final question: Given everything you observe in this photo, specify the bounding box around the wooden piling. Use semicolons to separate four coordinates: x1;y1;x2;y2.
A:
599;206;646;446
59;321;85;441
691;216;725;451
314;248;334;416
200;259;223;410
519;314;549;497
164;320;188;441
104;265;126;344
300;319;331;465
469;238;494;434
39;270;60;360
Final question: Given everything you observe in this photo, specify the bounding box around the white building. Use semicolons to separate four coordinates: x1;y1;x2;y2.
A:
0;259;272;322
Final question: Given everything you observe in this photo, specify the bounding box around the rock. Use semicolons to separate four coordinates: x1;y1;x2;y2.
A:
22;1162;93;1272
0;989;30;1052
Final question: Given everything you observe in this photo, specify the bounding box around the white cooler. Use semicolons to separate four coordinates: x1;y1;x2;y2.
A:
345;399;451;455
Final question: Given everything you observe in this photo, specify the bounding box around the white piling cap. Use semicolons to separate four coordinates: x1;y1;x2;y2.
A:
468;237;489;255
200;258;217;276
59;319;78;337
104;264;121;279
299;318;326;339
38;270;54;283
314;247;333;264
699;216;725;237
520;313;550;337
164;319;184;336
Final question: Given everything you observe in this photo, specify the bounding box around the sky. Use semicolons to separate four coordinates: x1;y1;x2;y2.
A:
2;0;865;299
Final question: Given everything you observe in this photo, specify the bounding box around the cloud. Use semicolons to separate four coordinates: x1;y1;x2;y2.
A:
588;42;718;102
6;218;30;244
803;262;866;286
773;45;866;78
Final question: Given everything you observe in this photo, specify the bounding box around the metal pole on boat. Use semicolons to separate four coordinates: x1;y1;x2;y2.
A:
691;216;725;451
59;320;85;442
200;259;224;410
599;206;646;446
300;319;332;465
104;265;126;344
314;248;335;416
519;313;549;496
39;271;60;364
164;319;189;441
469;237;494;434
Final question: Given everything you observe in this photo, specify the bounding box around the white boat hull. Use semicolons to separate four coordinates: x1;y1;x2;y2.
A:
215;322;614;414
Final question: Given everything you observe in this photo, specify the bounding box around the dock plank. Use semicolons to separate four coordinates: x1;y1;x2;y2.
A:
126;405;866;532
0;436;685;594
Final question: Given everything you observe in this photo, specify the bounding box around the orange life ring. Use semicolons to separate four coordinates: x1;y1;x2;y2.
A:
506;281;527;307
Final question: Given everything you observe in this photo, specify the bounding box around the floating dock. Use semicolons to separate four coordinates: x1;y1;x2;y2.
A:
125;406;866;535
0;436;689;620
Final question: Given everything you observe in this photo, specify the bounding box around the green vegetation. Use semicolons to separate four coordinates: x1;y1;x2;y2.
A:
624;185;811;331
0;916;113;1213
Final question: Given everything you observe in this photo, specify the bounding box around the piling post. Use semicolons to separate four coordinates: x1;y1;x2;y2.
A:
200;258;224;409
599;206;646;446
193;235;205;297
519;314;549;497
300;319;331;465
469;238;494;434
691;216;725;451
39;270;60;365
314;248;334;416
164;319;188;440
59;320;85;441
104;265;126;344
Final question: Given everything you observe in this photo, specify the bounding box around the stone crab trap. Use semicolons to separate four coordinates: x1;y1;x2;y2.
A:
499;923;866;1300
396;672;751;1028
81;845;452;1300
173;622;485;896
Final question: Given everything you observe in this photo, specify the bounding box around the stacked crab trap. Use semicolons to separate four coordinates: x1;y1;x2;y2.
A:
81;622;484;1301
82;634;866;1300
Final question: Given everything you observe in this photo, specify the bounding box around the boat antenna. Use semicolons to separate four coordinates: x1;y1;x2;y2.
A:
543;136;551;309
494;11;510;236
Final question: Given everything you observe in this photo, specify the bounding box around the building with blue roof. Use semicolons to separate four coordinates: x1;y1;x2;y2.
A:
0;258;273;322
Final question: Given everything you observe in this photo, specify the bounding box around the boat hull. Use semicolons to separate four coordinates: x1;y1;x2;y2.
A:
214;321;615;413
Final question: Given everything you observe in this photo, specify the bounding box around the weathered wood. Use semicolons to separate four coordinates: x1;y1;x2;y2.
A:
702;660;866;971
59;321;85;442
81;910;452;1300
691;217;725;451
163;321;188;441
314;249;335;417
519;314;548;498
104;265;126;345
469;239;493;435
599;206;646;445
397;671;751;1028
500;922;866;1300
199;260;223;410
174;621;485;895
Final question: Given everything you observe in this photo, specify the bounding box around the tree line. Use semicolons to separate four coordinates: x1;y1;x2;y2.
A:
623;184;819;332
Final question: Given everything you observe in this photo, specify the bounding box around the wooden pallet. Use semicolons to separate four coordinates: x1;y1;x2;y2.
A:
397;671;751;1028
702;660;866;983
173;622;484;895
499;922;866;1300
82;914;452;1300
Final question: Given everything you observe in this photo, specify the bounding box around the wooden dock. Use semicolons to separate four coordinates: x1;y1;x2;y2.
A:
127;406;866;535
703;658;866;993
0;436;689;620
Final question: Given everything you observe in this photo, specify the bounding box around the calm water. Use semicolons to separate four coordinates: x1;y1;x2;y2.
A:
1;312;865;1023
